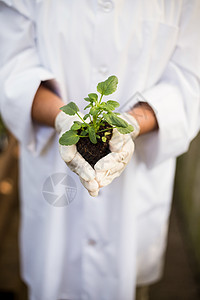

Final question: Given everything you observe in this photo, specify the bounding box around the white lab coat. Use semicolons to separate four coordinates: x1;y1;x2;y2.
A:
0;1;200;299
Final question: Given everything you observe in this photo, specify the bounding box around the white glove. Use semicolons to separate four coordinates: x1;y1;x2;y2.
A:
94;113;140;188
120;112;140;140
55;111;99;197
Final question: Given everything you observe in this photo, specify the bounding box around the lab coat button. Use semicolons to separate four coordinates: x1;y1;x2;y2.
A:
100;0;114;13
99;65;108;75
88;238;97;246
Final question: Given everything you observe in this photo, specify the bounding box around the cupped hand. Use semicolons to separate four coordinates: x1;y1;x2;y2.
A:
55;111;99;196
94;128;135;188
94;112;140;188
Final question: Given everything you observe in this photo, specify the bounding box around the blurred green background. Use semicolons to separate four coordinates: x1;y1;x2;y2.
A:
174;131;200;275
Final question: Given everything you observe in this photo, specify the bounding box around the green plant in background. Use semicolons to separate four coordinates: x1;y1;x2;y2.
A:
0;114;8;153
0;115;6;135
59;75;134;146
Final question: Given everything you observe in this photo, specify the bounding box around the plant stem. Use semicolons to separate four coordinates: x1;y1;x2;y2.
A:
93;116;96;127
79;135;89;138
99;94;103;104
97;127;113;133
98;116;104;124
76;112;89;127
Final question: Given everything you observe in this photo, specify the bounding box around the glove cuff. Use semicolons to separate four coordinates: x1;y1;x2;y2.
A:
55;111;68;133
55;110;86;134
122;112;140;139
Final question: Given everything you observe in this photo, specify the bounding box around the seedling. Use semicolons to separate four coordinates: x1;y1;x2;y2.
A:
59;75;133;146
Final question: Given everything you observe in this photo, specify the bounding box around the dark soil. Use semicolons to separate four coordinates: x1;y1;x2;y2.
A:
76;123;113;168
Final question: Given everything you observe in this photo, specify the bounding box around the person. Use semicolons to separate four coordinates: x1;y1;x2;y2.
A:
0;1;199;299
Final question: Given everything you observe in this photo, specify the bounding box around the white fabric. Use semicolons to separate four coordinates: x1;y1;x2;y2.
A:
55;111;99;196
0;1;200;300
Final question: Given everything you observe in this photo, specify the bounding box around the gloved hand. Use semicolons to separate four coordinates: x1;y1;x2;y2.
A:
94;112;140;188
120;112;140;140
55;111;99;197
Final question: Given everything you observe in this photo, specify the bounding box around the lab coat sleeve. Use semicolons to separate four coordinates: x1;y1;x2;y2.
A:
0;0;57;155
132;0;200;168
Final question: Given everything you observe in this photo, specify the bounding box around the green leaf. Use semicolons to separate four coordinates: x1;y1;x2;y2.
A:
83;113;90;120
59;130;79;145
116;124;134;134
84;97;92;102
84;103;92;110
102;104;112;112
99;100;119;112
80;129;88;136
103;103;118;112
97;75;118;96
107;100;120;109
90;106;99;116
88;126;97;144
102;136;107;142
71;121;82;130
81;123;88;128
103;113;129;128
88;93;98;101
60;102;79;116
